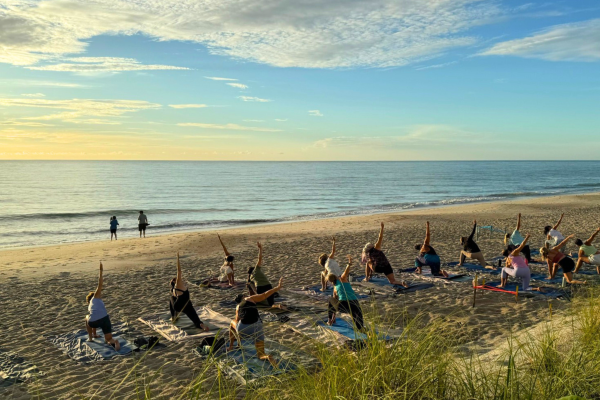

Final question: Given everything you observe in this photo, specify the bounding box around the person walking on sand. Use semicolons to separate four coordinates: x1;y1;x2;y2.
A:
414;221;449;277
362;222;407;287
228;277;284;367
169;252;209;331
574;228;600;274
138;211;148;238
504;213;532;263
85;262;121;351
499;234;536;290
540;234;586;284
247;242;285;309
109;216;119;241
458;220;491;268
217;233;235;286
327;255;365;331
544;213;566;251
318;237;342;291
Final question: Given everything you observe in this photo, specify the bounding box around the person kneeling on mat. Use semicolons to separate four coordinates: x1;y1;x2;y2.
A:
327;255;365;331
228;277;284;367
540;234;586;284
217;233;235;286
362;222;407;287
415;221;449;277
170;252;209;331
318;237;342;291
86;262;120;350
574;228;600;274
459;220;491;268
246;242;285;309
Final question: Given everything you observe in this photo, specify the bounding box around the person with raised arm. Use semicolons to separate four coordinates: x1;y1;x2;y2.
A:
247;242;284;308
540;235;586;284
327;255;365;331
499;234;536;290
362;222;407;286
504;213;532;263
217;233;235;286
544;213;566;250
414;221;449;277
574;228;600;274
228;277;284;367
318;237;342;291
458;220;489;268
169;252;209;331
85;262;121;350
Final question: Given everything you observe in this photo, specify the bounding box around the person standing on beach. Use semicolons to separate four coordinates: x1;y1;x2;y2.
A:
169;252;209;331
504;213;532;263
138;211;148;238
318;237;342;291
414;221;449;277
544;213;566;251
217;234;235;286
85;262;121;350
109;216;119;241
458;220;488;268
327;255;365;331
362;222;408;287
539;234;586;284
574;228;600;274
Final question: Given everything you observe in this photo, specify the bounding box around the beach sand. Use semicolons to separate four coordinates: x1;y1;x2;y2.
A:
1;192;599;399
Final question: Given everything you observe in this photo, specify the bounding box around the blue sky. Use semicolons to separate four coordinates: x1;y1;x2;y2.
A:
0;0;599;160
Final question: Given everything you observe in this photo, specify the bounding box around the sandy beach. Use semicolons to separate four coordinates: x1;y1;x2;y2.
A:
2;192;599;399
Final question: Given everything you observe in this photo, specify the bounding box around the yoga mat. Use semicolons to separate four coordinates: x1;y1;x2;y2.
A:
0;350;43;387
445;262;500;275
191;277;247;290
286;315;390;346
138;306;230;342
289;284;370;300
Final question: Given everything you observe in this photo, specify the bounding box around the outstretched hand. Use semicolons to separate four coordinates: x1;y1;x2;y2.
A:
277;277;284;289
566;234;575;239
525;233;530;239
473;219;477;225
99;262;103;273
257;241;262;249
380;222;384;229
347;255;352;264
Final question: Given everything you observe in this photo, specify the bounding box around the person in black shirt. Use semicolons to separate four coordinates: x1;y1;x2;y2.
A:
458;220;489;268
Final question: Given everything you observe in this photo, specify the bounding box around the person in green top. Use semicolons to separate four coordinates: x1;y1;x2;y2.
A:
574;227;600;274
247;242;285;308
327;255;364;331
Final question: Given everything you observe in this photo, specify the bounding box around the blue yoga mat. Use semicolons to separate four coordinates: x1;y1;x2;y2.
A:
446;261;500;275
316;318;392;341
300;284;369;299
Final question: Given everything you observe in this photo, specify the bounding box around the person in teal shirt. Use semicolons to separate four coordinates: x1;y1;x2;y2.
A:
327;255;364;331
504;213;532;263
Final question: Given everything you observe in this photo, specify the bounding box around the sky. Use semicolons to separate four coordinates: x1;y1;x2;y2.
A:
0;0;599;161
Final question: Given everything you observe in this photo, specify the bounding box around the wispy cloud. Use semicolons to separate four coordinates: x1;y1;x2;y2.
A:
26;57;189;72
308;110;323;117
2;80;87;88
226;83;249;89
177;123;282;132
169;104;208;109
239;96;271;102
205;77;238;81
243;119;264;122
0;120;54;127
480;19;600;61
275;119;288;122
415;61;458;70
21;93;46;97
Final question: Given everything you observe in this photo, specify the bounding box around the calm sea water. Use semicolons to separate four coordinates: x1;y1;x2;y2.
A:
0;161;599;249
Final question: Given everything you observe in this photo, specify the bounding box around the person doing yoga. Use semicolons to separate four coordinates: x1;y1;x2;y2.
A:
499;234;536;290
540;235;586;284
504;213;532;263
459;220;490;268
574;228;600;274
169;252;209;331
246;242;285;308
415;221;449;277
228;277;284;367
318;237;342;291
362;222;407;287
86;262;120;350
544;213;566;250
217;233;235;286
327;255;365;331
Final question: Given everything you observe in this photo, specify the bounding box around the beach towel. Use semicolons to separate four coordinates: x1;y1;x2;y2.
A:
191;277;247;290
138;306;230;342
286;315;390;346
289;284;370;300
410;270;470;282
46;323;133;363
352;276;435;294
0;350;43;387
445;261;500;275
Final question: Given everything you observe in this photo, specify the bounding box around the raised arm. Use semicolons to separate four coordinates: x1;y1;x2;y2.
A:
424;221;431;246
468;220;477;241
516;213;522;231
341;256;352;281
512;234;530;256
175;251;183;286
585;228;600;246
247;277;283;303
329;237;336;259
256;242;263;267
552;234;574;251
217;233;230;256
94;262;103;299
374;223;384;250
553;213;564;230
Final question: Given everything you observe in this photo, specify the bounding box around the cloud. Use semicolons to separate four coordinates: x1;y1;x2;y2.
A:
238;96;271;102
21;93;45;97
177;123;282;132
0;98;161;124
1;80;87;88
169;104;208;109
205;77;238;81
0;120;54;127
480;19;600;61
243;119;264;122
0;0;501;69
226;83;249;89
308;110;323;117
26;57;189;72
415;61;458;70
275;119;288;122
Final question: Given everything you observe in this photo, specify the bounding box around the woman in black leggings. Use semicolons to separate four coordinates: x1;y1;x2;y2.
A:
169;252;209;331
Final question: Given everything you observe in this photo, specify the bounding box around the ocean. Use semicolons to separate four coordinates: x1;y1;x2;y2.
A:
1;161;599;249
